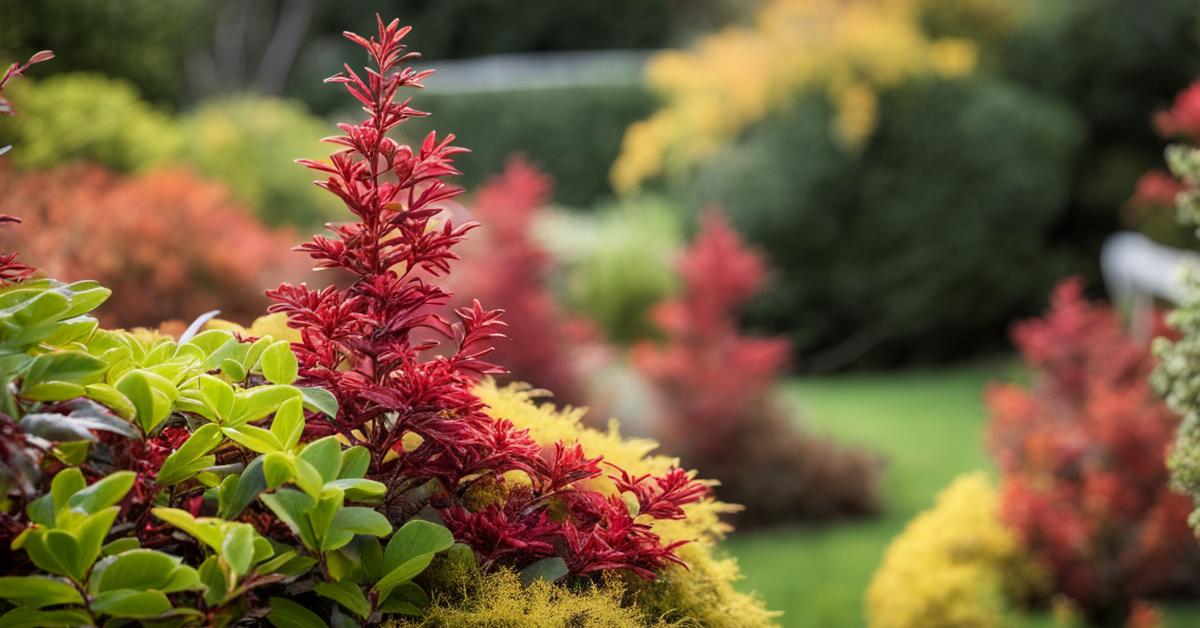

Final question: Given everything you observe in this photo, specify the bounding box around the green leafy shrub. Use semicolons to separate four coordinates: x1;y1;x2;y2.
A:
404;85;655;206
183;96;339;227
0;73;183;172
996;0;1200;228
691;77;1083;365
542;196;681;343
0;0;209;106
0;270;454;625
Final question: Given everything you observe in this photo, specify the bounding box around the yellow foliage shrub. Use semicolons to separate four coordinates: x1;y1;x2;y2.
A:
865;472;1042;628
611;0;1019;192
463;381;777;627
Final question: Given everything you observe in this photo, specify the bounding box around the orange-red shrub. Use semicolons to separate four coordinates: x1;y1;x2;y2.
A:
986;279;1200;623
0;163;308;327
633;209;883;525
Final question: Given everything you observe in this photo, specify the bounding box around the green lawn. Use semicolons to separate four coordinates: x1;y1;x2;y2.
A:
722;363;1200;628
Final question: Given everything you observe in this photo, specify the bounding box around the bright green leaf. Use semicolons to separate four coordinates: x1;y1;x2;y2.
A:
260;340;298;386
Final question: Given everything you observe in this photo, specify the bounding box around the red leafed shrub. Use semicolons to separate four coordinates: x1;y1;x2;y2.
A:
268;18;706;579
633;209;883;525
0;163;307;328
450;157;597;406
1129;80;1200;220
986;279;1200;623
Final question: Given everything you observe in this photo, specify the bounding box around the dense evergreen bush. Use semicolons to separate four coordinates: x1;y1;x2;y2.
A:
692;77;1083;365
183;96;338;227
403;85;654;206
0;73;182;172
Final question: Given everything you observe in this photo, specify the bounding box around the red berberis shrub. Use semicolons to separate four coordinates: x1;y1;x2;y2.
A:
450;157;597;406
268;17;705;579
633;209;883;525
986;279;1200;623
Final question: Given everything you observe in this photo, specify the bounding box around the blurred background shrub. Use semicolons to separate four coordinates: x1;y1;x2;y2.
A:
0;73;183;171
543;197;682;344
985;280;1200;624
451;158;598;407
690;78;1083;366
404;85;654;207
634;211;883;525
0;164;308;328
866;472;1043;628
182;95;337;227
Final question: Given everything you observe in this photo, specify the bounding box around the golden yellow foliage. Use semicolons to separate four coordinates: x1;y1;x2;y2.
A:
611;0;1013;192
865;472;1042;628
469;381;777;627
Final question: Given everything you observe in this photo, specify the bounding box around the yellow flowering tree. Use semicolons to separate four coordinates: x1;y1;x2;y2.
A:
611;0;1018;193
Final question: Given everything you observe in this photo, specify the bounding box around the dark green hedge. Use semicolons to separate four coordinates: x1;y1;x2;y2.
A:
403;84;655;207
689;78;1085;367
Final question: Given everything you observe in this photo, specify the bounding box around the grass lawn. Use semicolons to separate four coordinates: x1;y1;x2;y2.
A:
721;362;1200;627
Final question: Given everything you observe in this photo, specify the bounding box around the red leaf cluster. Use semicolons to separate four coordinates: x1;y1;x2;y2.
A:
986;279;1200;622
633;209;882;525
269;18;704;579
450;157;597;406
0;164;308;327
1130;80;1200;212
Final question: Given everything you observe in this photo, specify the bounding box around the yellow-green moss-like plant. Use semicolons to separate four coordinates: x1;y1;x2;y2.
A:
461;381;778;627
866;472;1043;628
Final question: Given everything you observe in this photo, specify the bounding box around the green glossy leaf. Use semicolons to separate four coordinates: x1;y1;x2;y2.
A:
151;508;223;549
327;478;385;500
298;437;341;483
268;597;328;628
300;386;338;418
157;423;224;486
221;524;255;576
262;451;295;489
22;351;106;386
115;370;177;433
384;520;454;571
230;385;301;425
373;553;435;598
22;530;78;579
90;589;171;618
0;576;83;609
19;381;85;402
338;447;370;480
222;424;283;454
323;507;390;552
222;456;267;518
67;471;134;514
314;580;370;619
72;507;120;581
0;608;94;628
270;397;304;451
198;556;227;607
519;556;569;585
101;537;140;556
260;340;298;385
197;374;235;421
95;549;178;593
292;458;325;498
260;489;317;550
185;329;237;358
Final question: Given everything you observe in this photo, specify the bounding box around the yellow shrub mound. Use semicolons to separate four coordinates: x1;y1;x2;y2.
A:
866;472;1041;628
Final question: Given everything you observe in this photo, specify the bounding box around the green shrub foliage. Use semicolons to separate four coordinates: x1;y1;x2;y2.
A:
691;77;1083;365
